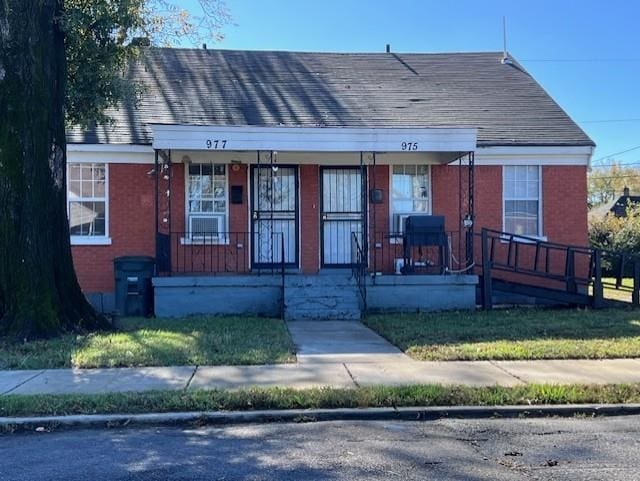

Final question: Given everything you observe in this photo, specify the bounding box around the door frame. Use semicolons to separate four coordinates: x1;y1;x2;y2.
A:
319;165;368;268
250;164;300;269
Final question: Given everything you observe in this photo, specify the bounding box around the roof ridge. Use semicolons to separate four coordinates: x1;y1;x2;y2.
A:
148;46;506;56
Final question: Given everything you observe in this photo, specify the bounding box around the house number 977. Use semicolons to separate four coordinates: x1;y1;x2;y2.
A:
401;142;418;151
206;139;227;149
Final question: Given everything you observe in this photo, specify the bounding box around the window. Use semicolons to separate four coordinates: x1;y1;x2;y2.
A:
391;164;430;232
67;163;108;241
186;163;228;239
503;165;541;237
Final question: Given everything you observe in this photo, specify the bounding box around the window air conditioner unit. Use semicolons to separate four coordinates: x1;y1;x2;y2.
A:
189;215;223;241
393;214;411;234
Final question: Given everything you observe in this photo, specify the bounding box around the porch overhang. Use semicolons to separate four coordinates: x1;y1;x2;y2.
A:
150;124;477;160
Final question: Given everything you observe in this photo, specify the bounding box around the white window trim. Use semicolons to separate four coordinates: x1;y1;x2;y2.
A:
183;162;230;245
502;165;546;241
389;164;432;242
68;162;111;246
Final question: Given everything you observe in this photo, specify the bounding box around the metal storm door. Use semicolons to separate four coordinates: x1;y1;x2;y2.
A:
321;167;365;267
251;166;298;268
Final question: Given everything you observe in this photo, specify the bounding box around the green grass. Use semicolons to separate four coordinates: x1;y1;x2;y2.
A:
601;277;634;302
364;308;640;361
2;384;640;418
0;316;295;370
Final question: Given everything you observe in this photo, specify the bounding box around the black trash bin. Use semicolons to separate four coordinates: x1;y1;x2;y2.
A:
114;256;155;317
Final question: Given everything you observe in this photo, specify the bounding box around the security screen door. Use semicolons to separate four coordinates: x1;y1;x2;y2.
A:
251;166;298;268
321;167;365;267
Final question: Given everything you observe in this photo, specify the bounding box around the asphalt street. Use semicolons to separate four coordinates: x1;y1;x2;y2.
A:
2;416;640;480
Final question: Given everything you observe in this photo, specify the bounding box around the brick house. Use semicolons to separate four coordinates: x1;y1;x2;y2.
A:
66;49;594;319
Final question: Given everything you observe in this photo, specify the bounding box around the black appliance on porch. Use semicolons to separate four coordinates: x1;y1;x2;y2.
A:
401;215;449;275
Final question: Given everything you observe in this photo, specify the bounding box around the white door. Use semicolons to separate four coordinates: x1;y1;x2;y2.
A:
321;167;364;266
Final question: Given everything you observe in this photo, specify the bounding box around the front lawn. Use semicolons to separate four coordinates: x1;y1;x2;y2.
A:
600;277;634;303
364;308;640;361
0;316;296;369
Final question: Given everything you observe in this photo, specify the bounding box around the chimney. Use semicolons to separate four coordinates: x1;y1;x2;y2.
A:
624;186;630;197
386;44;391;53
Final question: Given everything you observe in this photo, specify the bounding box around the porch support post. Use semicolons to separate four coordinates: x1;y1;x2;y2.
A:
465;151;475;267
360;151;369;270
154;149;159;244
155;149;172;274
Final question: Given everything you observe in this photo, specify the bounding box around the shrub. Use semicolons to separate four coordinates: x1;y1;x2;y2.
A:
589;203;640;276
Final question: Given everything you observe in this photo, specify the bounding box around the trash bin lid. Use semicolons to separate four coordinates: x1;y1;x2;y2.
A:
114;256;155;272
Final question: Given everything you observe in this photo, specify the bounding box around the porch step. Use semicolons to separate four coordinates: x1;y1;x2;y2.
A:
284;274;362;321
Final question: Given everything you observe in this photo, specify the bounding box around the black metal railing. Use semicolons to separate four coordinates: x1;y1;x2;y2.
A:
160;231;285;276
351;232;367;309
368;230;467;275
479;228;640;309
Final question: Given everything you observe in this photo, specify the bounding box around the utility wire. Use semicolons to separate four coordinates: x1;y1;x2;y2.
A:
522;58;640;63
592;145;640;164
588;174;640;180
580;118;640;124
591;160;640;169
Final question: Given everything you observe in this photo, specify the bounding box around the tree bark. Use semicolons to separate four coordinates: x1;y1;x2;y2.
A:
0;0;107;338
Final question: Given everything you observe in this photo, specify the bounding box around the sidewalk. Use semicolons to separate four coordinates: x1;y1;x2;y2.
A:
3;358;640;396
2;320;640;396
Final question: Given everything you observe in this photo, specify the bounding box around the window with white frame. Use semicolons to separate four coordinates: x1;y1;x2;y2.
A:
187;163;227;239
391;164;430;233
67;163;107;238
503;165;541;237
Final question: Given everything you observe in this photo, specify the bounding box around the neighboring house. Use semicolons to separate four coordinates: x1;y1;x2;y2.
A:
611;188;640;217
66;48;594;318
589;188;640;221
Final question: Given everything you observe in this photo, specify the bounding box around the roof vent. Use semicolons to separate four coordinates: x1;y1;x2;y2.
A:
500;16;511;64
386;44;391;53
203;43;207;50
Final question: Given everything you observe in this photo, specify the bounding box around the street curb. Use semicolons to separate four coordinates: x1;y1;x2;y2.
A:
3;403;640;434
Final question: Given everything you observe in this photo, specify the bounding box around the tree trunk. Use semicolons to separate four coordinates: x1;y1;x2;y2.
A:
0;0;107;338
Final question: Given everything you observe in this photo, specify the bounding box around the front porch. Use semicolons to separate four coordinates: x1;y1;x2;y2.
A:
151;125;479;318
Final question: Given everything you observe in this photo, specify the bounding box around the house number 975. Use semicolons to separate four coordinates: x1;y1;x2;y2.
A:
206;139;227;149
401;142;418;151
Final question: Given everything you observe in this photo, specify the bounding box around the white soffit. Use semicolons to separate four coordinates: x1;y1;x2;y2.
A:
150;124;478;153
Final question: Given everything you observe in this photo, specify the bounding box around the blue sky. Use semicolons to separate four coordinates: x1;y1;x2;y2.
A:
183;0;640;166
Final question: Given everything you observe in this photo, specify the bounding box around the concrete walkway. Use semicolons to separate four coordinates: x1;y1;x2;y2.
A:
287;320;411;364
2;321;640;395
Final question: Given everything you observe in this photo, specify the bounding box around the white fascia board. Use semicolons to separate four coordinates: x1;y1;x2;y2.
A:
67;144;155;164
150;124;478;153
475;145;594;166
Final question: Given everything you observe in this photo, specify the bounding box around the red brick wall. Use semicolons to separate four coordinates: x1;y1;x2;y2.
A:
71;164;155;292
72;162;588;292
543;166;588;246
300;164;320;273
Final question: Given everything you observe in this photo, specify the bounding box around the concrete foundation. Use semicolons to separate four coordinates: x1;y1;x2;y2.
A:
153;276;282;318
152;274;478;318
366;274;478;312
85;292;115;314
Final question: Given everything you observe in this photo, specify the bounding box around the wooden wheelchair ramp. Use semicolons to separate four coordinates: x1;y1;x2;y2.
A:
479;228;640;309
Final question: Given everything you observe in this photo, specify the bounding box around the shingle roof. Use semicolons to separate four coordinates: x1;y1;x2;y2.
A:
67;48;594;147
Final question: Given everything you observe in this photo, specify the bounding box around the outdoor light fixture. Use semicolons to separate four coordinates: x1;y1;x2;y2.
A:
463;214;474;229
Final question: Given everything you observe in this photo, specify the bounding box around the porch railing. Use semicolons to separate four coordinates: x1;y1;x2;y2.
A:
158;231;285;277
351;232;367;309
369;230;466;275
